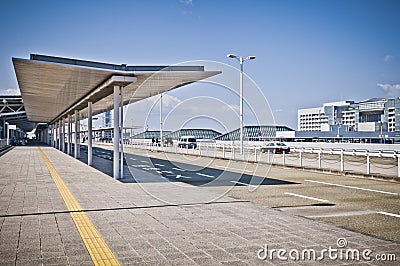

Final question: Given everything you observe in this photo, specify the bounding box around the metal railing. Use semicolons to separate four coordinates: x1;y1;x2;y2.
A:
126;140;399;178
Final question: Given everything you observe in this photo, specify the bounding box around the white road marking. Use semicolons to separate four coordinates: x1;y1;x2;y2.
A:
215;165;253;173
307;210;376;218
162;170;173;174
149;167;160;171
196;173;214;178
172;167;185;172
305;180;398;196
176;175;181;179
376;211;400;218
140;160;149;164
284;192;329;203
230;181;258;187
131;164;149;168
129;158;136;161
154;163;165;166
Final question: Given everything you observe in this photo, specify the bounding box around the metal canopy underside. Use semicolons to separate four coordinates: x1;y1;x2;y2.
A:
13;54;221;123
0;95;36;132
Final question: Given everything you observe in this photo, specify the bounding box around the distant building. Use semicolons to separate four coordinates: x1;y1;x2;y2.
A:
132;130;172;139
215;125;294;141
298;98;400;133
165;129;221;140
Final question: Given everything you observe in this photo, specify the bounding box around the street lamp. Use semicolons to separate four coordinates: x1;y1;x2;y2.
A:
227;53;256;154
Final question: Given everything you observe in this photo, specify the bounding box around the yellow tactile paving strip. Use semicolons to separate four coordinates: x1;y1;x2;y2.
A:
38;147;120;266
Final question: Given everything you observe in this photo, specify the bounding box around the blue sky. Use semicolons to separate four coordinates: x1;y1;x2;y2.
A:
0;0;399;129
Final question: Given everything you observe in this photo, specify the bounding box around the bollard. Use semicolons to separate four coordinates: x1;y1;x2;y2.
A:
267;150;270;163
366;152;370;175
232;146;235;160
398;155;400;178
299;148;303;167
318;150;321;169
206;144;209;157
283;151;286;165
254;147;257;162
223;145;225;159
340;149;344;172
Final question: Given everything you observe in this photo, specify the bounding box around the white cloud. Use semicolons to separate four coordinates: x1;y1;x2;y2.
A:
377;83;400;96
179;0;193;5
0;88;21;95
384;55;393;62
161;94;182;108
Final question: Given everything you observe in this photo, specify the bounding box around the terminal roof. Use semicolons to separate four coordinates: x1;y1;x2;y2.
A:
13;54;220;123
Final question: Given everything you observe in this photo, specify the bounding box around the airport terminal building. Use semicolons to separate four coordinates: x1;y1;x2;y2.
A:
297;98;400;141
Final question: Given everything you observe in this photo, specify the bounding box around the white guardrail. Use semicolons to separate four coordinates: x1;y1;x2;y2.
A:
124;140;400;178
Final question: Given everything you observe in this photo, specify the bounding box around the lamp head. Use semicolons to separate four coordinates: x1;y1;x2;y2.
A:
227;53;237;59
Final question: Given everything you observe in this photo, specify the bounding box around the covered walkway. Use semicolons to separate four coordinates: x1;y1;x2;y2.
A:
13;54;220;179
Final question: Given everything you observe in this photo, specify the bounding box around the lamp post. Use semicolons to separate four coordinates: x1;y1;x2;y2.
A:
227;53;256;154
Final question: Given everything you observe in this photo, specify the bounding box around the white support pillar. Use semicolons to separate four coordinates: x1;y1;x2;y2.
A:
74;110;79;158
61;118;65;152
51;124;55;147
55;122;57;148
366;152;370;175
120;88;124;179
160;92;163;146
88;102;93;166
113;86;121;179
67;114;71;155
58;121;61;150
55;123;58;148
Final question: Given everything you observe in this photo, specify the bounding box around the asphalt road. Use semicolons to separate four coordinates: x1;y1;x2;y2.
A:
88;144;400;243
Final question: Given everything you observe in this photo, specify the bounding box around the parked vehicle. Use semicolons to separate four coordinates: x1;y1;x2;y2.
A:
178;136;197;149
261;142;290;153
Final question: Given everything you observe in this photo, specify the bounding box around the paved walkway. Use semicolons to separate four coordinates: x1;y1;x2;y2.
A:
0;144;399;265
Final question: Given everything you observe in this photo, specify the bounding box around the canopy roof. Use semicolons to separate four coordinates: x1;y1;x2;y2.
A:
13;54;220;123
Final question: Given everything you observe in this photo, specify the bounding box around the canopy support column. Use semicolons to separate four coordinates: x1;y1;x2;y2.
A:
67;114;71;155
74;110;79;158
113;85;121;179
88;102;93;166
120;88;124;179
58;121;61;150
61;118;65;153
